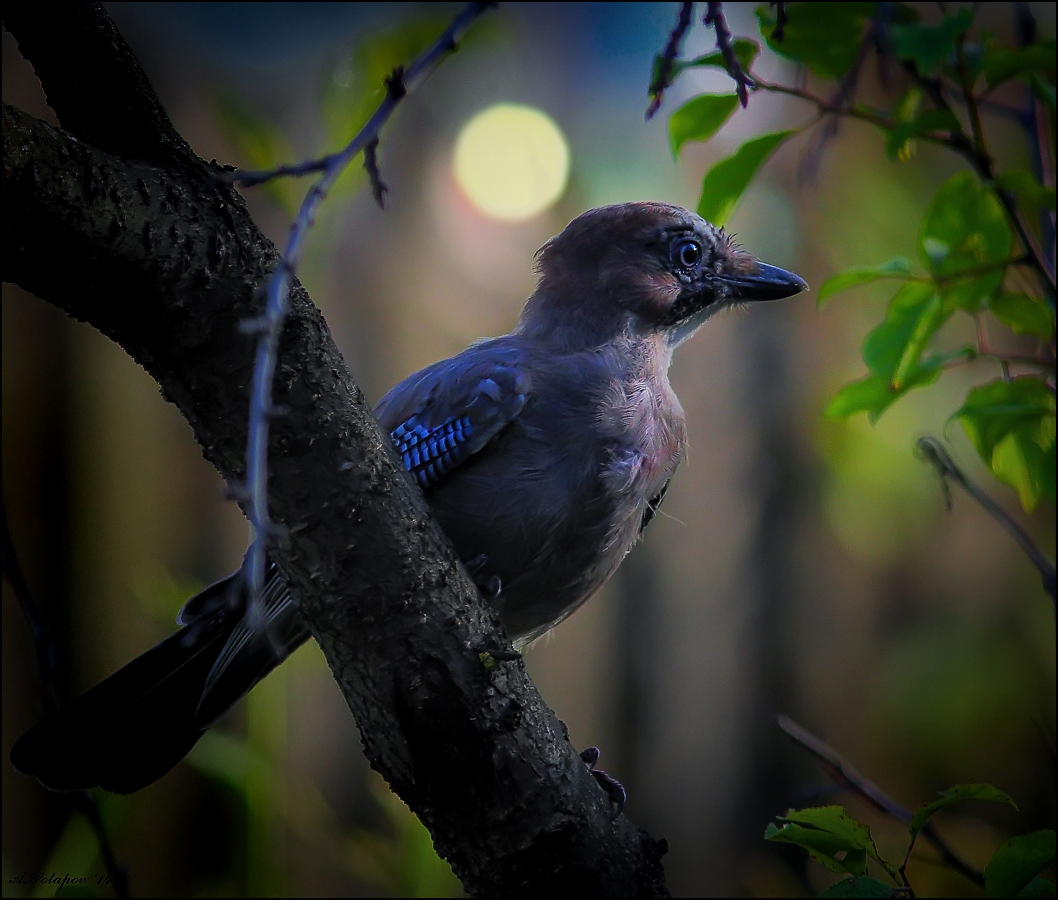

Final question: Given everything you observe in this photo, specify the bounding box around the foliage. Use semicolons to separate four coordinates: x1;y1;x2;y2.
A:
653;2;1054;896
765;788;1055;897
655;1;1055;514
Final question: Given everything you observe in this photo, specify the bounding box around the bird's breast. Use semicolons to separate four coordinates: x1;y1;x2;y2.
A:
596;372;685;505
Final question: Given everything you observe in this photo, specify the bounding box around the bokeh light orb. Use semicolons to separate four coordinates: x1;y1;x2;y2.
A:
453;103;570;221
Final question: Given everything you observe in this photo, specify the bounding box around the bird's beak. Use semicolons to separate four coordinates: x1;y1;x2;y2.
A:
721;262;808;302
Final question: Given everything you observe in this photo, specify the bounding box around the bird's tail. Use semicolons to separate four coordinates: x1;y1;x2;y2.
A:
10;566;309;794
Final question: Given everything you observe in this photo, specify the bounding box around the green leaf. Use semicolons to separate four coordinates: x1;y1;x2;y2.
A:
817;258;914;306
994;170;1057;210
765;806;880;877
890;7;974;75
825;279;969;423
756;3;872;79
820;877;897;898
884;109;963;161
825;375;905;422
920;172;1012;311
889;292;949;390
668;94;740;157
649;39;761;91
988;292;1056;340
861;282;940;381
991;427;1057;511
956;378;1057;510
909;784;1019;843
983;39;1057;87
698;130;796;225
986;831;1057;898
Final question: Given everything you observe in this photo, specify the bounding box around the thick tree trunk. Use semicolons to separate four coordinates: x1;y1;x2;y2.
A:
2;4;669;895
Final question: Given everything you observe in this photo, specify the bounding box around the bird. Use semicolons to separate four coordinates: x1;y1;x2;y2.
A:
11;201;807;794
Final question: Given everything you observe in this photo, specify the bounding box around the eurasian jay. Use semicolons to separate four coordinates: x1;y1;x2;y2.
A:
11;201;807;794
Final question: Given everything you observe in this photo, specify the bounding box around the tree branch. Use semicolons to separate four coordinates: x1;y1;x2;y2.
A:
2;1;199;169
1;11;669;896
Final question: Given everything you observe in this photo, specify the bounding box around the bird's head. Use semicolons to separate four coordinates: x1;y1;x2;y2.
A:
519;202;807;351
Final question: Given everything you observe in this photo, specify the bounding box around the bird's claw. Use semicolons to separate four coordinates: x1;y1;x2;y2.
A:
464;554;502;599
580;746;626;816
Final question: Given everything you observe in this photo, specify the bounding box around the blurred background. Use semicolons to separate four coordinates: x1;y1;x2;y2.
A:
3;2;1054;896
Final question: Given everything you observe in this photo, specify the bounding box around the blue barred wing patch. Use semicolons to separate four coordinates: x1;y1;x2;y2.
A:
377;353;530;492
392;415;479;490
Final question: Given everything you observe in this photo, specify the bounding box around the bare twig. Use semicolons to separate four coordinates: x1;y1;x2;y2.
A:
916;437;1056;605
3;498;131;899
751;76;895;130
777;715;986;889
646;0;694;120
704;1;755;107
954;35;987;163
236;1;494;618
363;138;387;209
798;38;869;183
226;157;330;187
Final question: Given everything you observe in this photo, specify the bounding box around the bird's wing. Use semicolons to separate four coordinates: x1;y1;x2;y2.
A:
374;341;531;491
192;343;531;726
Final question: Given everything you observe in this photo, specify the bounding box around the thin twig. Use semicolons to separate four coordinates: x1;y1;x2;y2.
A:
799;37;870;183
954;35;987;163
3;498;131;899
751;76;895;130
646;1;694;120
236;1;494;622
226;157;331;187
916;436;1056;605
704;1;755;107
363;138;387;209
777;715;986;889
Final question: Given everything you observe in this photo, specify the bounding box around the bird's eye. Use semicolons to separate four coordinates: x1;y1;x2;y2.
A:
672;239;702;270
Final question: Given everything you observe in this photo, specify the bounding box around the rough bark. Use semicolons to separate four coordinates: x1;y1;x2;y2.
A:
2;4;669;896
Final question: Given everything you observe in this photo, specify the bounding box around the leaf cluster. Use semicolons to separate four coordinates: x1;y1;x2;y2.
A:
765;785;1055;897
652;2;1055;511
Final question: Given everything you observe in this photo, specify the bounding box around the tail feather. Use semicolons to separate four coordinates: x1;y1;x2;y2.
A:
11;564;310;794
10;618;234;793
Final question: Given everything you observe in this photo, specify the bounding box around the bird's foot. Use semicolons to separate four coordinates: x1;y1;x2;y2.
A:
464;554;502;600
580;746;626;816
